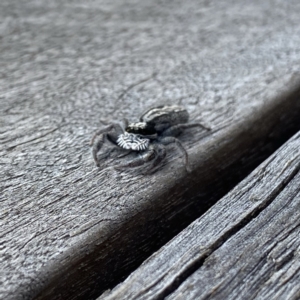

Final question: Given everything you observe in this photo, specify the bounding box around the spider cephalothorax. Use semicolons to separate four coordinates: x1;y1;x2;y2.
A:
91;105;210;173
125;122;155;135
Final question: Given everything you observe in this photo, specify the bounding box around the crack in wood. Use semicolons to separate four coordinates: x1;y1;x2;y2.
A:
155;166;300;300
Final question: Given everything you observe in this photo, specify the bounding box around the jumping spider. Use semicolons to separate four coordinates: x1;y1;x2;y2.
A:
91;105;210;173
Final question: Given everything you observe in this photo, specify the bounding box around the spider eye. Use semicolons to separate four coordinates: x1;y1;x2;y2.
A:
126;122;155;135
125;126;137;133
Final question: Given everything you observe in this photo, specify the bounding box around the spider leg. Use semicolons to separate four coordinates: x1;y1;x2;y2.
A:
159;136;191;172
93;131;127;166
142;144;166;174
92;134;106;167
91;123;125;167
161;123;210;137
138;133;158;140
185;122;211;131
117;149;132;158
114;144;166;174
114;146;156;170
90;123;124;145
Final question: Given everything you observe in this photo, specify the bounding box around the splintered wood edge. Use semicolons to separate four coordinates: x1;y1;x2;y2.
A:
168;141;300;300
98;131;300;300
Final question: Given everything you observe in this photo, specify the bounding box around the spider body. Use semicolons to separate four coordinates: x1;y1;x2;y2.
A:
91;105;210;173
126;105;189;135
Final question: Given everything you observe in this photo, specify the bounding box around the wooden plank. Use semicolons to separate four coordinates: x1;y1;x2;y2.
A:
1;0;300;299
98;131;300;300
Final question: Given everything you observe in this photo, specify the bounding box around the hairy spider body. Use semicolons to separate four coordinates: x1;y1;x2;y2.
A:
117;132;150;151
126;105;189;135
91;105;210;173
141;105;189;132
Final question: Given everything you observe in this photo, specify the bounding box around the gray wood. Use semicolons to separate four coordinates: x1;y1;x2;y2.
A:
1;0;300;299
98;131;300;300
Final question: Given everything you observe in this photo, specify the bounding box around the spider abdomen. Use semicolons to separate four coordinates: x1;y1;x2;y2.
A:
140;105;189;132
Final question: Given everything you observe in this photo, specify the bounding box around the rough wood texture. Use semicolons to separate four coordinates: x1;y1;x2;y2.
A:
1;0;300;299
99;131;300;300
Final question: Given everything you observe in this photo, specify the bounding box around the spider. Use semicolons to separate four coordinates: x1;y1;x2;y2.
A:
91;105;210;173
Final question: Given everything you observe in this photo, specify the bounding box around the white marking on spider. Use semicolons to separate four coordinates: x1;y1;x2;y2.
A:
117;132;150;151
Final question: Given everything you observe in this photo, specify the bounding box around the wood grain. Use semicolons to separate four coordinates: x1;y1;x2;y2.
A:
1;0;300;299
99;131;300;300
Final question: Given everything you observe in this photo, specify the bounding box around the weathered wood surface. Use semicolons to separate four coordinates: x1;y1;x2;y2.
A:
1;0;300;299
99;131;300;300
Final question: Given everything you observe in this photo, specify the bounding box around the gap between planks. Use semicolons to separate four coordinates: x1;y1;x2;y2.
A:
99;130;300;300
